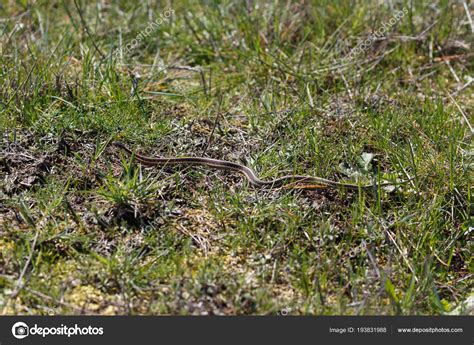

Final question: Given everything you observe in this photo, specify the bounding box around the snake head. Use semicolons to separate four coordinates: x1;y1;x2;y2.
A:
112;141;126;149
112;141;134;156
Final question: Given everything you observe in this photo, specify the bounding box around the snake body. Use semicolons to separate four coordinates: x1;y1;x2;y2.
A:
114;142;404;191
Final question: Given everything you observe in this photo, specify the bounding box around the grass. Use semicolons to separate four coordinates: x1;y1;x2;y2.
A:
0;0;472;315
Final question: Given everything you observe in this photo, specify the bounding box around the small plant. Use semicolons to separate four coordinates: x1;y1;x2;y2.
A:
98;156;164;225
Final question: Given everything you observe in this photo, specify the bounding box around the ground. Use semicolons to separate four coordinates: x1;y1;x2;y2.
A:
0;0;472;315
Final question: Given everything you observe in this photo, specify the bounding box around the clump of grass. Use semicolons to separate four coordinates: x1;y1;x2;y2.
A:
98;156;164;226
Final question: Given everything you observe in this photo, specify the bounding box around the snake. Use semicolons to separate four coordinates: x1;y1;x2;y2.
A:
113;142;407;191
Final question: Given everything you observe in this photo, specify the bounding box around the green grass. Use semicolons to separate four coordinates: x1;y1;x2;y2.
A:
1;0;472;315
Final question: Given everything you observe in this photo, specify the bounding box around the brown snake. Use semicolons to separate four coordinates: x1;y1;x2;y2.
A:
113;142;407;191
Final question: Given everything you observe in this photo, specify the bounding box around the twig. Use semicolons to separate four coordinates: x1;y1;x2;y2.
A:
73;0;106;59
200;68;208;97
386;230;419;283
10;227;40;298
202;94;223;155
437;44;461;84
463;1;474;34
362;240;380;279
447;92;474;134
5;60;38;107
339;71;353;100
25;288;87;314
451;77;473;98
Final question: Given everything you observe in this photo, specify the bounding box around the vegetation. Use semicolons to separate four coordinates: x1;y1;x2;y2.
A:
1;0;472;315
